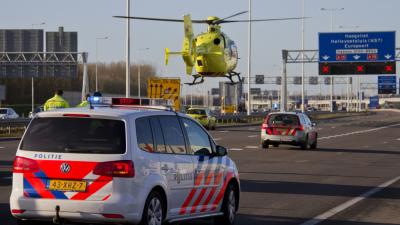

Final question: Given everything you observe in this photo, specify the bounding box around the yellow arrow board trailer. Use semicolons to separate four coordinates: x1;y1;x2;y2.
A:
148;78;181;111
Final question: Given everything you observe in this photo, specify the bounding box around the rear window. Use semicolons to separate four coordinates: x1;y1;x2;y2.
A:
187;109;206;115
0;109;7;114
21;117;126;154
268;114;300;127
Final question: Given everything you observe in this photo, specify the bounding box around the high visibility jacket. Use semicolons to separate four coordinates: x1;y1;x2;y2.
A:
76;100;89;108
43;94;70;111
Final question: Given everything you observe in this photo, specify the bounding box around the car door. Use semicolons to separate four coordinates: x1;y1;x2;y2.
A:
156;115;195;218
303;114;317;142
180;117;224;215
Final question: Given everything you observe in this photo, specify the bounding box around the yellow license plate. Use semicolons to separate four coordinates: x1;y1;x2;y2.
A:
48;180;87;192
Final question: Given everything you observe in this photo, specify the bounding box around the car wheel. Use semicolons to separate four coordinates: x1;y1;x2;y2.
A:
272;143;279;147
214;183;237;225
310;134;318;149
212;123;216;130
262;141;269;149
300;136;309;150
140;191;164;225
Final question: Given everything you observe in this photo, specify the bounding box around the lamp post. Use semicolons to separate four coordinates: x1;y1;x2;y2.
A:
136;48;150;97
301;0;305;112
125;0;131;97
338;25;359;112
30;22;45;115
321;7;344;112
95;36;108;92
247;0;252;116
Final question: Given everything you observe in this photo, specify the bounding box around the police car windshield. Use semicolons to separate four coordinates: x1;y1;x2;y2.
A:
21;117;126;154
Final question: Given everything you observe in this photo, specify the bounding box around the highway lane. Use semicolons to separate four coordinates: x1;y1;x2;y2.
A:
1;111;400;225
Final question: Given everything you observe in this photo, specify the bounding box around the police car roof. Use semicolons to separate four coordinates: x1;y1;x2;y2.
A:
36;107;181;119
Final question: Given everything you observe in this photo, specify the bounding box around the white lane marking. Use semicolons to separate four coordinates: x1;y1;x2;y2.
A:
229;148;243;151
213;138;222;141
248;135;258;138
244;146;258;149
319;123;400;141
331;126;336;129
0;146;4;148
397;138;400;141
300;175;400;225
219;130;228;133
383;141;388;144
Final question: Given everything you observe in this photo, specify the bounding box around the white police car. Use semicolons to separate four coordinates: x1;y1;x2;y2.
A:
10;97;240;225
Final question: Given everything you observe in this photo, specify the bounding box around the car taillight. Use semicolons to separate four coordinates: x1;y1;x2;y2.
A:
297;125;304;131
11;209;25;214
93;160;134;177
13;157;39;173
261;123;267;130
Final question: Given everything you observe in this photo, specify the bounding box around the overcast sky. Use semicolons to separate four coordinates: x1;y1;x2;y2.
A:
2;0;399;96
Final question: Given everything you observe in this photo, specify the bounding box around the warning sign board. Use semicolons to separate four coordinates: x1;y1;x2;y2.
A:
148;78;181;111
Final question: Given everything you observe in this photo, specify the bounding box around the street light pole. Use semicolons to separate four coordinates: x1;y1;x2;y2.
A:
247;0;252;116
301;0;305;112
125;0;131;97
95;36;108;92
321;7;344;112
30;22;45;114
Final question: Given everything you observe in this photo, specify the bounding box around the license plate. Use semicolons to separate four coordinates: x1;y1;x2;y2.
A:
47;180;87;192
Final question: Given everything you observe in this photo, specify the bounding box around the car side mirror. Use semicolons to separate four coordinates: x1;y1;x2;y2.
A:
215;145;228;156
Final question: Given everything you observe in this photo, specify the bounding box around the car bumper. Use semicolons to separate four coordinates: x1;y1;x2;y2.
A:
10;194;142;224
261;132;306;146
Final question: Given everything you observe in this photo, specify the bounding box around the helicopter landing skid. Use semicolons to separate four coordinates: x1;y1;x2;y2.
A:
185;75;204;86
225;71;243;85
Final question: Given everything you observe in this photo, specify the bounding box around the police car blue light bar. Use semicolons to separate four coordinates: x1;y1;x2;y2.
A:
88;97;172;108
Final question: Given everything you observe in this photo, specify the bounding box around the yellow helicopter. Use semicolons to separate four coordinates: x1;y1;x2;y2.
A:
115;11;303;85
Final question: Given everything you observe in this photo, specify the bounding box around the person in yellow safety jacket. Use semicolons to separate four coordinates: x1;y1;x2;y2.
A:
77;94;90;107
43;90;70;111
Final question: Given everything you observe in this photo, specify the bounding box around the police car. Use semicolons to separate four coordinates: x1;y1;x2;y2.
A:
10;97;240;225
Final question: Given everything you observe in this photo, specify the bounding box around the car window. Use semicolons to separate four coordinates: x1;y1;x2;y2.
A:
182;118;212;155
0;109;7;114
149;117;167;153
21;117;126;154
187;109;206;115
303;114;312;125
268;114;300;126
135;117;155;153
158;116;187;154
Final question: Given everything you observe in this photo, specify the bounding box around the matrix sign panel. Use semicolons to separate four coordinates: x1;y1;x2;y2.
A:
378;76;397;94
319;31;396;75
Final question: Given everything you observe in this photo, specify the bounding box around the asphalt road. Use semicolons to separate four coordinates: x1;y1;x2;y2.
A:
1;111;400;225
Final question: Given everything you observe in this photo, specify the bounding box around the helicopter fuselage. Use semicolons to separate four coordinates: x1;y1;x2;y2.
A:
194;31;238;77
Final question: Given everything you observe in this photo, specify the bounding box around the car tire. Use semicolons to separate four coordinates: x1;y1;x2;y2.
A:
310;135;318;149
262;141;269;149
300;136;309;150
212;123;216;130
272;143;279;147
140;191;165;225
214;183;237;225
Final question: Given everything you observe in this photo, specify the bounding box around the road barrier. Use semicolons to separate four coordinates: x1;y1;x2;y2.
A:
0;111;371;135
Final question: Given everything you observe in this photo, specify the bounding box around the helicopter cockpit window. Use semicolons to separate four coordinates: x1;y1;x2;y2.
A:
221;33;227;48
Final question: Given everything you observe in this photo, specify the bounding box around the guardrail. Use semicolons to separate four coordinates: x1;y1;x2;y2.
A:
0;111;371;133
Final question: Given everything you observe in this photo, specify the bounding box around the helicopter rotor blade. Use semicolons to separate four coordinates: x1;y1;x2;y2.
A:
213;10;248;24
217;17;309;24
113;16;207;23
